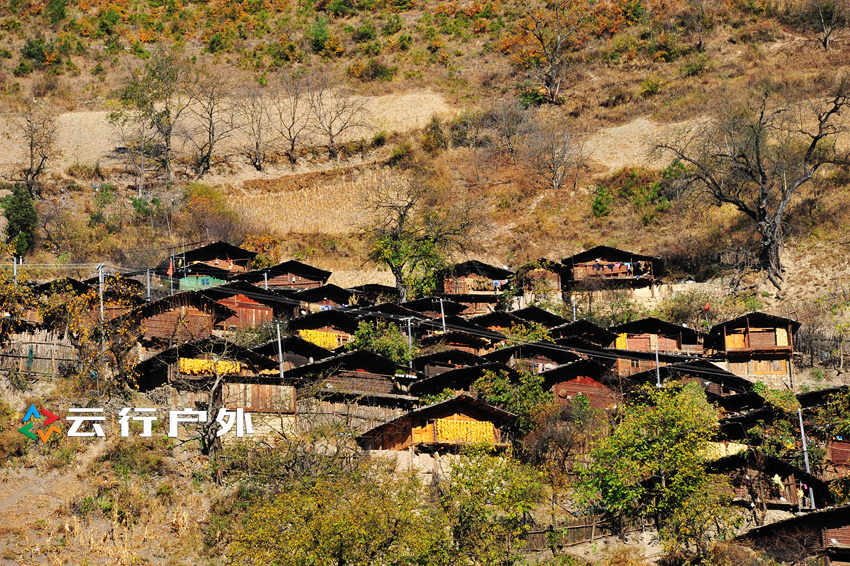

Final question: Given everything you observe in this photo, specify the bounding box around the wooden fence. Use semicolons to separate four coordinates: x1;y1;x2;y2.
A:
524;515;650;551
0;329;78;377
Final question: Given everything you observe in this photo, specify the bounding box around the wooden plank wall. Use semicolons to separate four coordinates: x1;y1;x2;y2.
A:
0;329;78;376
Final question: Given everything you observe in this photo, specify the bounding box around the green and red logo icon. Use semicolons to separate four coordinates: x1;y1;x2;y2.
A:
18;404;62;442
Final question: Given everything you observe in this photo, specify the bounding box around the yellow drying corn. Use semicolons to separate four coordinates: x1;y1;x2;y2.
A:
298;329;341;350
179;358;242;375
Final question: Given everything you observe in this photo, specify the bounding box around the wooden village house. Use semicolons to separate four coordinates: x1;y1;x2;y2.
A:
200;282;285;329
560;246;664;294
289;309;361;350
706;312;800;389
126;292;235;350
157;241;257;290
358;395;514;452
283;349;419;432
436;260;513;315
232;260;332;291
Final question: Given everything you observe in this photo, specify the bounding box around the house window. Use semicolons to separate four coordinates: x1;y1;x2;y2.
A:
751;360;777;374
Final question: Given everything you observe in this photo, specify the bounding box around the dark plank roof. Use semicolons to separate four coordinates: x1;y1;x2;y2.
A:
401;297;468;317
412;349;489;372
162;240;257;265
289;309;361;334
511;306;570;328
252;336;335;362
539;358;611;389
562;245;659;265
708;450;831;501
358;394;515;441
33;277;91;296
289;284;363;305
233;260;332;284
409;362;519;396
550;319;617;346
199;281;293;308
283;349;403;380
468;311;532;330
126;291;235;323
441;260;513;280
483;341;581;367
626;359;755;394
610;317;700;344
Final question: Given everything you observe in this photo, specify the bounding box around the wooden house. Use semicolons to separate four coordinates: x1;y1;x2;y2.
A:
611;317;702;354
401;297;468;319
134;338;292;412
358;303;429;328
124;292;235;346
82;274;146;297
289;309;361;350
176;264;233;291
550;319;617;347
706;312;800;388
289;284;364;316
28;278;92;324
514;258;567;305
252;336;334;370
349;284;400;304
511;305;570;329
412;349;489;379
437;260;513;296
159;240;257;275
710;451;832;513
358;395;514;452
199;282;284;329
739;505;850;566
625;359;755;399
540;359;618;409
408;362;519;398
284;349;419;431
561;246;663;292
418;331;494;355
232;260;331;291
436;260;513;315
483;341;580;373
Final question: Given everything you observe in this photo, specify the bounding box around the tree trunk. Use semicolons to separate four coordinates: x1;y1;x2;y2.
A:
758;222;785;290
393;267;408;303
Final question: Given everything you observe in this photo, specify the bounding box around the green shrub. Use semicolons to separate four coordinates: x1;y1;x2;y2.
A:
353;19;376;42
397;33;412;50
45;0;67;24
638;76;663;97
421;116;447;153
13;59;33;77
591;186;612;217
310;16;330;53
679;53;711;77
0;48;11;59
383;13;402;35
326;0;356;17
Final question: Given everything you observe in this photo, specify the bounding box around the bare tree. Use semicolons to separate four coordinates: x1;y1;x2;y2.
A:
308;72;369;160
657;77;850;289
526;117;587;191
237;86;276;172
364;173;482;301
119;46;196;186
271;70;312;166
109;109;157;196
806;0;848;50
508;0;589;104
186;70;238;178
489;100;529;163
679;0;722;51
11;97;60;198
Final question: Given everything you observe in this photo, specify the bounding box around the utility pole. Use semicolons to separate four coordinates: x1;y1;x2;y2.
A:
146;269;151;302
798;408;817;510
12;255;17;287
264;272;268;290
655;341;661;387
406;317;413;370
572;295;577;321
275;321;284;379
97;264;105;323
439;298;446;333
